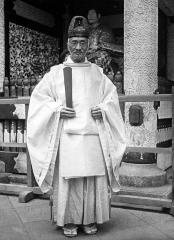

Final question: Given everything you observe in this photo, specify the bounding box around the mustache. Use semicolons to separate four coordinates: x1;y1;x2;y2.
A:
72;50;83;53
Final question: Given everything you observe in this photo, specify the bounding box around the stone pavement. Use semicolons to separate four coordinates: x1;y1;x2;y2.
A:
0;194;174;240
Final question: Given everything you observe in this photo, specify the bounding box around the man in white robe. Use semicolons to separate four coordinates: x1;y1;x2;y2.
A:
27;16;126;237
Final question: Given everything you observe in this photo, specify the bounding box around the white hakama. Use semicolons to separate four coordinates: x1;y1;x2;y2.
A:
53;161;110;226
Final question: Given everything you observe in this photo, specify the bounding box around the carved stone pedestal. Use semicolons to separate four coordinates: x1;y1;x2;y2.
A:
119;163;166;187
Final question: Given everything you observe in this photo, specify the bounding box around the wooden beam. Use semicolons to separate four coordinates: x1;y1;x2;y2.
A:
0;94;172;105
0;151;18;155
118;94;172;102
0;143;26;148
0;94;172;104
0;183;32;195
126;146;172;154
18;190;35;203
0;97;30;104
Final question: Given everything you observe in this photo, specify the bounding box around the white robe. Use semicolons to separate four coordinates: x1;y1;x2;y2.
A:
27;57;126;193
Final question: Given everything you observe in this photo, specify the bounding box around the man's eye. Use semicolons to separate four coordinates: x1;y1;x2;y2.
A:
80;41;87;45
70;41;87;46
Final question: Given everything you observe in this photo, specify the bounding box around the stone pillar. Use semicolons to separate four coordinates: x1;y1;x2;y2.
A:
0;0;5;92
120;0;166;187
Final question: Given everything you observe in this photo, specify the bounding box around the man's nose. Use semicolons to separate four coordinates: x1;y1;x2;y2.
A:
76;42;81;49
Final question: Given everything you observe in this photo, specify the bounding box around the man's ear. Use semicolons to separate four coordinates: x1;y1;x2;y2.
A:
98;13;101;20
87;39;90;48
67;39;70;51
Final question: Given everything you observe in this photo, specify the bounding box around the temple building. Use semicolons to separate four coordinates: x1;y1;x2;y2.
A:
0;0;173;202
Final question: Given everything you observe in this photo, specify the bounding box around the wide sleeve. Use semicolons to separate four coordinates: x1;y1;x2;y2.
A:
27;69;63;191
97;74;126;192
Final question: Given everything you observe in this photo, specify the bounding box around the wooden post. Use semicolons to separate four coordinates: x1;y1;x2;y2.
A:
170;86;174;215
19;102;35;202
25;103;35;187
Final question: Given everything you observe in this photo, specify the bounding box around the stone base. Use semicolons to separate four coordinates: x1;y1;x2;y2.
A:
120;184;172;199
119;163;167;187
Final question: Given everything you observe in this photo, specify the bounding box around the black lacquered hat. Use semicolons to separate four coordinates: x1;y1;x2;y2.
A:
68;16;89;38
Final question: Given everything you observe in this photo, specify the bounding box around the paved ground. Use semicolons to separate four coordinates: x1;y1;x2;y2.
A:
0;194;174;240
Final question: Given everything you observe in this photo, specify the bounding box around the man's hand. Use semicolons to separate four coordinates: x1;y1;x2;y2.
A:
60;107;76;119
91;106;102;120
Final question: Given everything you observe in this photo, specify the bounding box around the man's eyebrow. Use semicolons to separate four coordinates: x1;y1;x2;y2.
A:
71;40;77;43
80;40;86;42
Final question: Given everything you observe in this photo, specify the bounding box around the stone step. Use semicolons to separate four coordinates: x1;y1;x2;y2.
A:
119;163;167;187
119;183;172;199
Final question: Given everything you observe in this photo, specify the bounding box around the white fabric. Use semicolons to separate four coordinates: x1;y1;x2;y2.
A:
27;57;126;193
53;174;110;226
63;57;100;135
59;132;105;177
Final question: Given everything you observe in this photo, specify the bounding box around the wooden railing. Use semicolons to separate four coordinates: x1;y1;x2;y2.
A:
120;93;173;156
0;89;173;214
0;97;32;195
114;88;174;214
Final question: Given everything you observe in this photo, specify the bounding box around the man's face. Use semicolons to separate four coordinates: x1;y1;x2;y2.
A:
87;9;100;24
68;37;89;63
